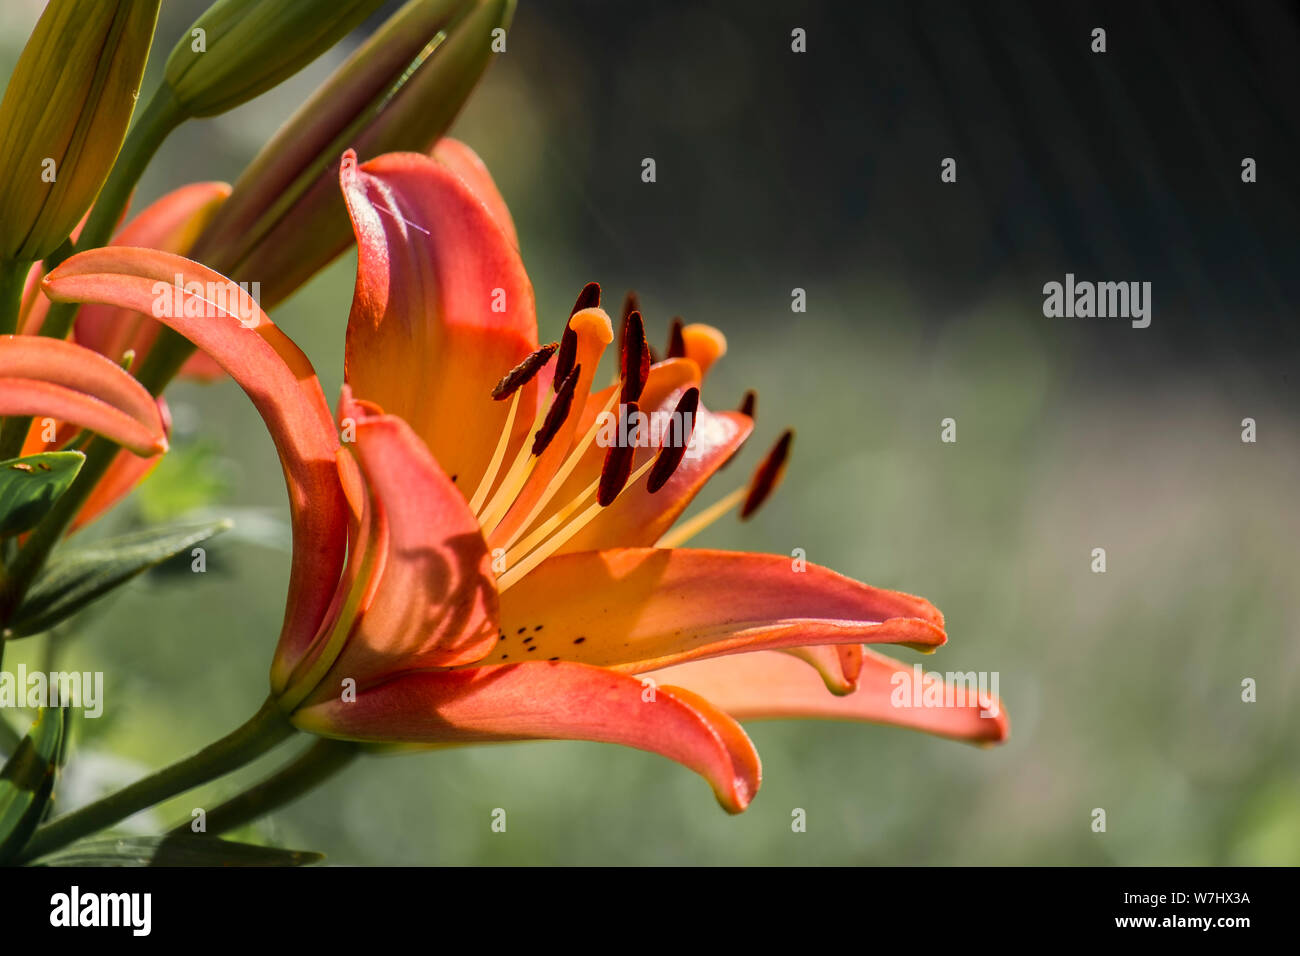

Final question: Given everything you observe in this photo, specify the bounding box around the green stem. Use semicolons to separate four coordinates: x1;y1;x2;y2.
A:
37;85;182;343
18;696;296;863
0;637;19;754
170;739;359;838
0;257;29;337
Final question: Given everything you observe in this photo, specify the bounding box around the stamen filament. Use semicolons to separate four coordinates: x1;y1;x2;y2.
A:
498;455;658;591
476;390;554;526
495;387;618;551
467;389;521;515
655;487;747;549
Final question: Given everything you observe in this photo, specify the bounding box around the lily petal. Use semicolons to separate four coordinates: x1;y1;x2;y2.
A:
308;399;499;692
0;336;166;455
782;643;865;696
41;248;347;687
75;182;231;382
650;648;1011;745
341;149;538;493
291;660;762;813
432;138;518;248
487;547;946;671
0;379;163;457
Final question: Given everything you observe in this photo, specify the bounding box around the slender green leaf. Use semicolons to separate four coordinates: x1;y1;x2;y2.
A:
6;519;232;637
33;834;323;867
0;452;85;536
0;708;65;862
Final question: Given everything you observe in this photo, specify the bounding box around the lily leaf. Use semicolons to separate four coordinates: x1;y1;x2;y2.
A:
31;835;323;867
0;708;65;863
0;452;85;536
6;519;232;637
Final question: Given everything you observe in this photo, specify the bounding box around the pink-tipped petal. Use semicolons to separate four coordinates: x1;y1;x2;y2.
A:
292;661;762;813
652;648;1010;745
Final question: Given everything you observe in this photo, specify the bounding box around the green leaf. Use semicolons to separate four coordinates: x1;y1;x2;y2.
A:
32;835;323;867
0;452;85;536
0;708;65;863
5;519;232;637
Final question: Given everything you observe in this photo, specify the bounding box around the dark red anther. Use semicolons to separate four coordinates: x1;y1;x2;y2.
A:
491;342;559;400
667;317;686;358
532;364;581;456
740;429;793;519
570;281;601;316
646;387;699;493
552;324;578;390
738;390;756;419
597;401;640;506
619;310;651;404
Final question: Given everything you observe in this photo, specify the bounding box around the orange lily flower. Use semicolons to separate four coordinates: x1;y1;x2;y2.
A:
42;142;1007;812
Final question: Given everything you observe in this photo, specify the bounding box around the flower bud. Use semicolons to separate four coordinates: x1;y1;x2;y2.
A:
190;0;513;309
0;0;161;262
162;0;388;118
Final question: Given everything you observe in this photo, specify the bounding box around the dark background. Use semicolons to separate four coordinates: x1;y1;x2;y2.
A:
496;0;1300;362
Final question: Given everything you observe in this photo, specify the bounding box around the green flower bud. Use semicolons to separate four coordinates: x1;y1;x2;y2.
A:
163;0;388;119
0;0;161;263
191;0;514;309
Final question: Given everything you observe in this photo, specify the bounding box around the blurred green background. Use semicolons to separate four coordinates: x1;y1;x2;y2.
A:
2;0;1297;864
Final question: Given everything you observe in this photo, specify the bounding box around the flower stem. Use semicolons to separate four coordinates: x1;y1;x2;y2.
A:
0;257;29;337
170;739;359;838
17;696;296;863
0;695;20;757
